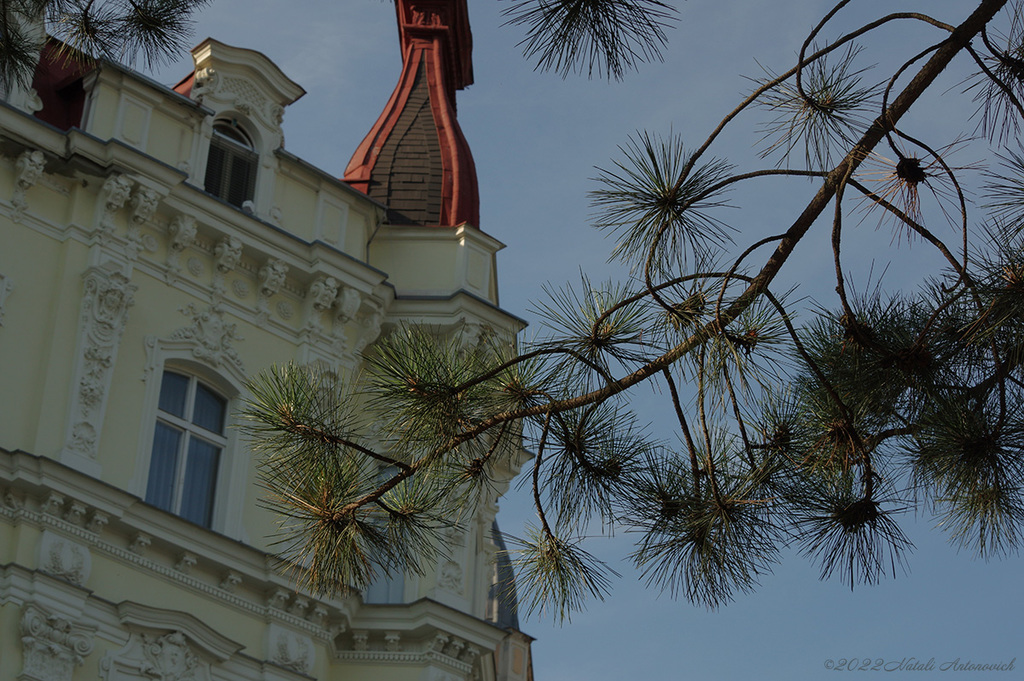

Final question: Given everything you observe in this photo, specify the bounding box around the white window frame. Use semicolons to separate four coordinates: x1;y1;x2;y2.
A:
146;370;228;528
135;342;250;539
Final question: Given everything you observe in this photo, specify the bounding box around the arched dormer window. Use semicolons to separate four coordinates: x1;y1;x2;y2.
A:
204;120;258;208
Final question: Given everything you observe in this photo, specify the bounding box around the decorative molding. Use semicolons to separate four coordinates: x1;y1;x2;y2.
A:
213;236;243;297
304;275;339;331
0;484;344;641
222;76;269;119
458;321;491;354
12;149;45;222
38;530;91;586
0;272;13;325
267;623;315;675
20;604;96;681
98;174;135;233
86;510;109;535
175;552;198;574
62;266;136;468
166;214;198;282
219;571;242;593
353;303;383;356
438;560;464;594
115;601;245;662
256;257;288;322
144;303;246;381
125;187;161;260
276;301;294;320
129;532;152;556
231;279;250;299
130;187;161;225
101;631;210;681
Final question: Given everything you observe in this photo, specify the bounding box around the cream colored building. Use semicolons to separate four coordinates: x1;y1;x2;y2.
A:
0;3;534;680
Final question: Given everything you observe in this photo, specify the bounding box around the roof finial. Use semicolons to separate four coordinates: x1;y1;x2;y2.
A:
344;0;479;229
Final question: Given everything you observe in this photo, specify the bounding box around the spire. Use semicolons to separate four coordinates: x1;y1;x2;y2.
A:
344;0;479;229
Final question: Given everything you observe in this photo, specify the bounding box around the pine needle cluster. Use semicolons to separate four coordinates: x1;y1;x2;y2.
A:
242;0;1024;620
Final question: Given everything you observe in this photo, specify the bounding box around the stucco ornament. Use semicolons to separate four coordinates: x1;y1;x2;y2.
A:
267;624;315;674
331;285;362;351
20;604;95;681
256;257;288;321
122;187;162;259
100;628;222;681
12;149;45;221
98;174;135;232
140;632;201;681
438;560;464;593
353;304;383;356
65;267;136;461
258;257;288;297
191;67;221;104
130;186;160;225
214;236;243;273
304;275;339;330
166;214;198;280
39;530;91;586
170;303;246;374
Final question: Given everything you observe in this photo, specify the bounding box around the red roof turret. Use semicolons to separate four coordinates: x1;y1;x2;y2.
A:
344;0;480;229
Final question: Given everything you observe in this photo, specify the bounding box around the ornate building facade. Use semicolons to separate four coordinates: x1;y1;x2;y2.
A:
0;2;534;681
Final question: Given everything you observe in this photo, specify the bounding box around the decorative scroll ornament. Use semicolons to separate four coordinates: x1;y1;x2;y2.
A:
20;604;96;681
98;174;135;232
167;303;246;374
64;267;136;461
12;149;45;222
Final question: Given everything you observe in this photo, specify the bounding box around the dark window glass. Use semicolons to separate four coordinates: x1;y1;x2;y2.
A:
146;422;182;512
204;124;257;208
147;372;227;529
158;371;189;417
193;383;226;433
180;437;220;527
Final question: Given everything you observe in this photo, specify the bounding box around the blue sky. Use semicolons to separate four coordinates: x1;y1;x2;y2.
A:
152;2;1022;678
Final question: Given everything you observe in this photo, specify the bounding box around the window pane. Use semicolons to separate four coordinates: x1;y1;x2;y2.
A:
146;422;181;512
204;141;227;199
192;382;226;433
180;437;220;527
158;371;189;417
227;153;256;207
